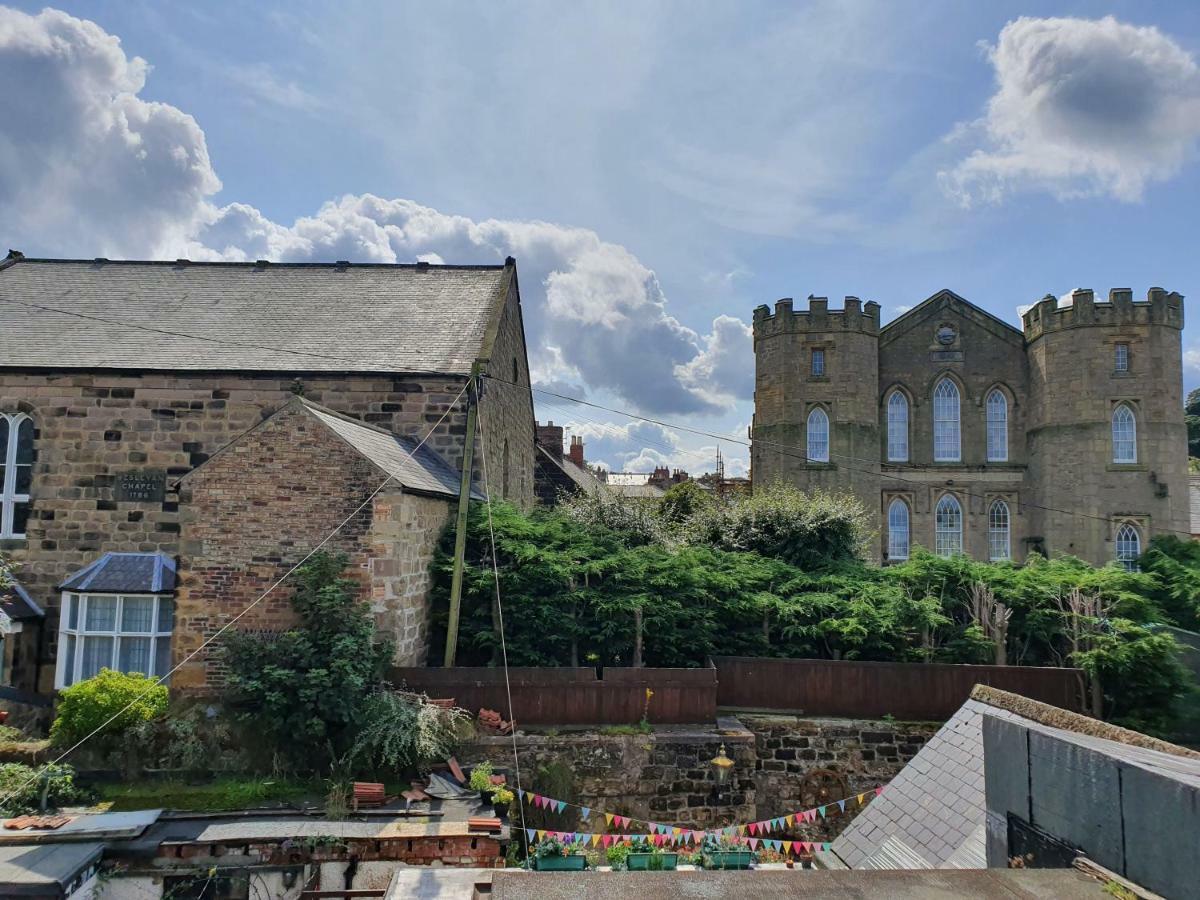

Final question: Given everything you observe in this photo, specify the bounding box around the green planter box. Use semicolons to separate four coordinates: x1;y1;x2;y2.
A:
627;852;678;871
535;855;587;871
704;850;754;870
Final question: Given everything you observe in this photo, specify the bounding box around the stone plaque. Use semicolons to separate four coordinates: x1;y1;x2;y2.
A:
930;350;963;363
116;470;166;503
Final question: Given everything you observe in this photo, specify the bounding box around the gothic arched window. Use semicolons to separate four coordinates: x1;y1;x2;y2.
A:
935;494;963;557
0;413;33;539
887;392;908;462
1112;404;1137;463
988;500;1010;561
986;390;1008;462
887;499;910;561
933;379;960;462
1115;522;1141;571
806;407;829;462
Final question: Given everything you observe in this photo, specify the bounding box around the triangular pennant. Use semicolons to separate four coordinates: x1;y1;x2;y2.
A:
748;822;758;836
749;838;759;850
536;830;546;841
875;786;883;796
526;828;536;842
602;834;612;848
857;792;866;805
556;801;567;814
581;807;591;820
517;788;525;800
605;812;614;827
738;825;747;836
783;840;793;854
838;800;846;813
818;805;827;819
591;834;601;847
822;842;831;852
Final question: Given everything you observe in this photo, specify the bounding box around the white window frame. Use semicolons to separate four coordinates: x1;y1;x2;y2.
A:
1;413;32;539
986;390;1008;462
887;499;910;561
1115;522;1141;572
55;593;174;689
933;379;961;462
1114;343;1129;373
811;348;825;377
935;494;963;557
806;407;829;462
887;392;909;462
1112;404;1137;463
988;500;1011;561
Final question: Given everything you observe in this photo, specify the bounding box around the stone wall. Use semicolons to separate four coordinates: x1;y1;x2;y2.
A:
0;363;530;691
462;715;935;841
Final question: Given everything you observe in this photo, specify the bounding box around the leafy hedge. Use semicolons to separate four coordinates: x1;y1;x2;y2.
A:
50;669;168;749
429;489;1193;736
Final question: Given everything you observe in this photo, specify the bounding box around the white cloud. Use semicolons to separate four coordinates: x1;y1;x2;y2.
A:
675;314;754;408
941;16;1200;205
0;7;221;258
0;6;747;418
1184;347;1200;375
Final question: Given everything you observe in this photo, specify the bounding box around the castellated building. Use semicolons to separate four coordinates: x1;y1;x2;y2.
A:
751;288;1188;568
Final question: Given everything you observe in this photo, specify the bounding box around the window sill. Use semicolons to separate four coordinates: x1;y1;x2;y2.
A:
802;462;837;470
807;375;830;383
0;538;26;551
1106;463;1146;472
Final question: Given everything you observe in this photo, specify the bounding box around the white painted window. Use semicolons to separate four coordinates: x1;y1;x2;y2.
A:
1114;343;1129;373
988;500;1010;561
55;593;174;688
933;379;960;462
1115;523;1141;572
1112;404;1137;463
811;348;825;377
0;413;33;539
806;407;829;462
935;494;963;557
887;499;910;561
887;392;909;462
986;390;1008;462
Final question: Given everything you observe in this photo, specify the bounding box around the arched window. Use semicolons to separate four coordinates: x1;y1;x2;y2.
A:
887;499;910;561
887;392;909;462
1112;404;1137;463
988;500;1010;561
935;494;963;557
933;379;960;462
986;390;1008;462
0;413;33;539
806;407;829;462
1115;523;1141;571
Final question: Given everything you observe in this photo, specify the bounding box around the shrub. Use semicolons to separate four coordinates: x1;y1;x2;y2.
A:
349;690;469;773
0;763;86;815
468;760;495;792
50;669;167;749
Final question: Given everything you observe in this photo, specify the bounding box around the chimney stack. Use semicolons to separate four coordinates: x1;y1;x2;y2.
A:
568;434;585;467
535;421;565;460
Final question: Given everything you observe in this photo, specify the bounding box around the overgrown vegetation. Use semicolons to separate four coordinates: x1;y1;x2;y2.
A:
0;763;86;815
97;777;314;812
430;486;1194;736
50;669;168;749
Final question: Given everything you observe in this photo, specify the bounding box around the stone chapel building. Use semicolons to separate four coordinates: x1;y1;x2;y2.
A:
0;252;535;693
751;288;1188;567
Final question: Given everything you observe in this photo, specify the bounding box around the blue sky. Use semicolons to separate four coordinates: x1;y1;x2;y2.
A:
3;2;1199;476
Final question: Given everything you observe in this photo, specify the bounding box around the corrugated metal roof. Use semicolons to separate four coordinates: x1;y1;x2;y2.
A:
0;257;511;375
58;552;176;594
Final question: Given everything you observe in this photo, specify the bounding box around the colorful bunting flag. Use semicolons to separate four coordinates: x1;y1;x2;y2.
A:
837;799;846;813
556;800;567;814
783;840;793;854
581;807;591;820
605;812;614;827
875;786;883;796
526;828;536;842
517;788;525;800
818;805;827;819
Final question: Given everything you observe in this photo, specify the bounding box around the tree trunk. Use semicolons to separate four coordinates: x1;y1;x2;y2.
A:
762;610;770;647
1090;674;1103;719
632;607;644;668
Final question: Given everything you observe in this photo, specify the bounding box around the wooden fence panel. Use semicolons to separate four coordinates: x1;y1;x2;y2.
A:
711;656;1084;719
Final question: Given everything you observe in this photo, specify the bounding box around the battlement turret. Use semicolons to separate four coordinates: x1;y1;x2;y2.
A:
1022;288;1184;341
753;295;881;338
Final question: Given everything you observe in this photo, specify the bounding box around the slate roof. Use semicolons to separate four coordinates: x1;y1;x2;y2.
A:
1190;475;1200;535
0;580;43;621
535;445;608;495
827;698;1023;870
298;399;481;500
0;256;514;376
0;841;102;895
59;552;177;594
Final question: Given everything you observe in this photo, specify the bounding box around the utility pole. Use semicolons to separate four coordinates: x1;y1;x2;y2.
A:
444;364;481;667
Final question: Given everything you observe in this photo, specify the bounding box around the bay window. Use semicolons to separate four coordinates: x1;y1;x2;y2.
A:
56;593;174;688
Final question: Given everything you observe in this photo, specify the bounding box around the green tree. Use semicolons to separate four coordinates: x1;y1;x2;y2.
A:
1187;387;1200;459
658;481;714;526
221;552;392;770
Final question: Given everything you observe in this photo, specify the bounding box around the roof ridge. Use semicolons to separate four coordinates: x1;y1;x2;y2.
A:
11;256;510;271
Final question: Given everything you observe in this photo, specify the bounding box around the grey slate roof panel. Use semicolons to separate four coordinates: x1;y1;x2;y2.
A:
0;258;510;375
300;400;481;500
0;580;43;621
0;841;103;893
58;552;176;594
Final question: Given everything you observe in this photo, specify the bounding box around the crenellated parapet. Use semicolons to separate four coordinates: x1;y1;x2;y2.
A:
1022;288;1184;340
753;295;881;338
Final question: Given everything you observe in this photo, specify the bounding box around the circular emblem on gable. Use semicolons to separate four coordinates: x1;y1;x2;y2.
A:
936;324;957;345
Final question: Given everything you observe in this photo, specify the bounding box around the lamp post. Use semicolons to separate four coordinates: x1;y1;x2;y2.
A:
710;743;734;801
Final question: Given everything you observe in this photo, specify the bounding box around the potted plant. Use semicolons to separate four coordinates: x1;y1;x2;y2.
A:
626;837;679;871
491;786;514;818
534;836;587;871
468;761;495;803
606;843;631;870
700;834;755;870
